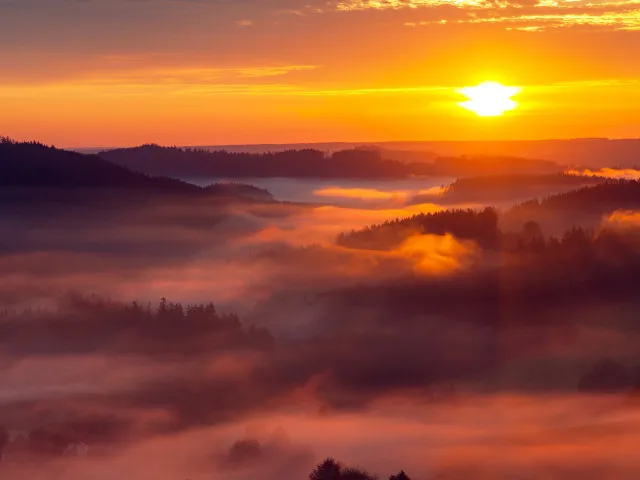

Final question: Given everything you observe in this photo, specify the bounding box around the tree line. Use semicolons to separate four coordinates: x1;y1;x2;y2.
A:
99;144;562;179
310;458;411;480
337;207;500;250
510;179;640;215
0;294;274;356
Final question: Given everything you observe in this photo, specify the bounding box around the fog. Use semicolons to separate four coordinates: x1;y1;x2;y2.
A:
2;176;640;479
183;177;455;206
3;393;640;479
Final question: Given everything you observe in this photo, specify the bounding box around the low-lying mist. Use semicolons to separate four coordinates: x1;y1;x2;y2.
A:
2;178;640;479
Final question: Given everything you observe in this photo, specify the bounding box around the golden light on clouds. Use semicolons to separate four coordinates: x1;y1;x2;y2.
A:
457;81;522;116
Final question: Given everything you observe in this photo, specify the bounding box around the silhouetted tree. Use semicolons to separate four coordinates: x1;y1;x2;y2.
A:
309;458;379;480
310;458;342;480
389;471;412;480
341;467;377;480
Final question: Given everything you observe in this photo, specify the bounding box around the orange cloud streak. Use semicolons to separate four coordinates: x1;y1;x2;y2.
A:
566;167;640;180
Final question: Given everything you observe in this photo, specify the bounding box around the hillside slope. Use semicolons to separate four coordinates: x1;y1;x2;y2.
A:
0;138;196;191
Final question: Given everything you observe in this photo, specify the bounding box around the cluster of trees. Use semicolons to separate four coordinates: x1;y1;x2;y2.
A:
337;207;500;250
336;196;640;262
509;179;640;215
309;458;411;480
330;218;640;328
0;414;129;462
503;223;640;300
0;295;274;355
502;222;638;254
433;173;606;202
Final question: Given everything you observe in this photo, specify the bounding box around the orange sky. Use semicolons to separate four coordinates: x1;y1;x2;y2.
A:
0;0;639;147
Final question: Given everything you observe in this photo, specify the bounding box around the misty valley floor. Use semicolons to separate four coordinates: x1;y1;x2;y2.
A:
1;141;640;479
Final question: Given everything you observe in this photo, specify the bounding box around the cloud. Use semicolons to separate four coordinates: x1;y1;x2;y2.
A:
4;394;640;480
313;186;445;203
334;0;640;30
567;167;640;180
0;63;320;93
401;8;640;31
0;195;472;313
336;0;499;10
393;233;479;274
2;191;640;480
315;187;409;201
604;209;640;228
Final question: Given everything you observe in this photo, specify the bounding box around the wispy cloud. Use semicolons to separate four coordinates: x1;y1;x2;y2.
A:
336;0;502;10
314;186;445;202
334;0;640;30
566;167;640;179
456;8;640;30
605;210;640;228
0;64;319;87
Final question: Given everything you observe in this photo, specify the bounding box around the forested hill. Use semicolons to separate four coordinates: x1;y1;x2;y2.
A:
0;138;273;200
0;138;197;191
337;208;501;251
98;144;563;179
509;179;640;215
100;144;412;179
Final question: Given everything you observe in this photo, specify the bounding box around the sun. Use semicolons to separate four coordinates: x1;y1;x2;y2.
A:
457;81;522;117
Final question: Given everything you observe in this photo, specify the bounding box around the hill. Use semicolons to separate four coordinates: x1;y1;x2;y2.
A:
99;144;413;179
0;138;197;191
411;173;606;203
337;207;501;251
86;138;640;169
377;138;640;169
98;144;562;180
0;138;273;201
509;179;640;216
338;181;640;252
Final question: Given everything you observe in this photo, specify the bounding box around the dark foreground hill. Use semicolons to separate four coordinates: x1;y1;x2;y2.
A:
0;138;273;202
0;138;196;191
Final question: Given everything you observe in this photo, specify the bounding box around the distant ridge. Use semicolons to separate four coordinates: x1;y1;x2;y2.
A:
203;139;640;169
98;144;561;179
77;138;640;169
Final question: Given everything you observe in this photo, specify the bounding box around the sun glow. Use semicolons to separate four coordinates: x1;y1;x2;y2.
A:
457;81;522;117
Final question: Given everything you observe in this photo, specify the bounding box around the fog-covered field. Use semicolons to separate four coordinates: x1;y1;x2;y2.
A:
2;165;640;479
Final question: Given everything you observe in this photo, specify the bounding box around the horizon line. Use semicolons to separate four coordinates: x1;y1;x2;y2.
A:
64;136;640;152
